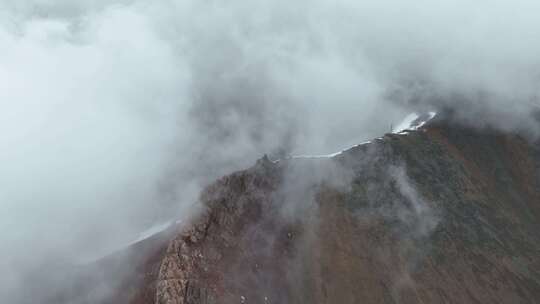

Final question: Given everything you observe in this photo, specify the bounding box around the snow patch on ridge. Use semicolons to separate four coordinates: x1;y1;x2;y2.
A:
414;111;437;130
275;111;437;162
126;221;172;247
393;111;437;134
79;220;174;264
291;140;373;159
393;113;420;133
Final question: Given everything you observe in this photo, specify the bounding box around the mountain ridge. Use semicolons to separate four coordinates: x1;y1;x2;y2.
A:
151;117;540;303
48;114;540;304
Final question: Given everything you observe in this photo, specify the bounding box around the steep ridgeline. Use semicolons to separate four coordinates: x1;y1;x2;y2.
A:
152;119;540;304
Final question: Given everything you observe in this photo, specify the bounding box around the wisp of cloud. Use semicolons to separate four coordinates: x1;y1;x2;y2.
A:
1;0;539;301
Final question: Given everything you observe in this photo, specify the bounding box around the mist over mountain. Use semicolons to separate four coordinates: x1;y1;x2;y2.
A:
22;113;540;304
1;0;540;303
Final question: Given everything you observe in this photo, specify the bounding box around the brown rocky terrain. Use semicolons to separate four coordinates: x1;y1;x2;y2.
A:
54;117;540;303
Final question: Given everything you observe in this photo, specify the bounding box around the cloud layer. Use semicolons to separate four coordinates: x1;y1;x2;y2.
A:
1;0;540;300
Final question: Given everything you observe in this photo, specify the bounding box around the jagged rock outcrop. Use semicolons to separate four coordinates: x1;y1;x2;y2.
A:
155;156;285;303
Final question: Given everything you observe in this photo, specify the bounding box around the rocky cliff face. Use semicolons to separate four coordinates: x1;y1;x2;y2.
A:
56;118;540;304
150;118;540;304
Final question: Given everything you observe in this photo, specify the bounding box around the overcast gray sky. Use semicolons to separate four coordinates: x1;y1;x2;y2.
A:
1;0;540;300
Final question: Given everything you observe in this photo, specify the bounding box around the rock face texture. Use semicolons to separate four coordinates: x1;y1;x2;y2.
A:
150;120;540;304
54;119;540;303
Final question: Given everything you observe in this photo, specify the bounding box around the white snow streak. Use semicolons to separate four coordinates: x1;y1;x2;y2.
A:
393;111;437;134
291;141;372;159
275;112;436;162
126;221;172;246
78;220;173;264
393;113;420;133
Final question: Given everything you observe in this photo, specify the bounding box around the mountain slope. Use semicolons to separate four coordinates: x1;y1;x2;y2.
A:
152;119;540;303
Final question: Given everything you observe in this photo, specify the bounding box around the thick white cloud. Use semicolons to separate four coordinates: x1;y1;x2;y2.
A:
1;0;539;300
